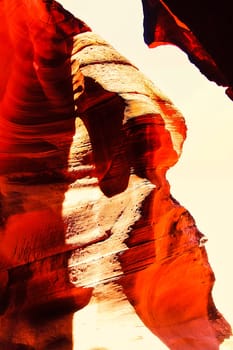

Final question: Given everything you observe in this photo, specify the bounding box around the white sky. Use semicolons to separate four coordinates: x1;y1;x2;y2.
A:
59;0;233;347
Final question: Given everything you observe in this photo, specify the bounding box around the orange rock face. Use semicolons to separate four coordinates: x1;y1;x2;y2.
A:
0;1;231;349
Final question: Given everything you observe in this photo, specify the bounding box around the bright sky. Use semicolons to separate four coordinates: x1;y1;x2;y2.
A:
59;0;233;348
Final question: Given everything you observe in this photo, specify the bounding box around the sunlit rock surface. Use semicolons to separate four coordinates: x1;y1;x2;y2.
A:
142;0;233;101
0;1;231;349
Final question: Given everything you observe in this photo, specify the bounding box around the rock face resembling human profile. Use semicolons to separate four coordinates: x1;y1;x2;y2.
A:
0;1;231;349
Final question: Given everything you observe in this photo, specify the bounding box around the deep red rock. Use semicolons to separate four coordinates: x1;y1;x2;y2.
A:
142;0;233;100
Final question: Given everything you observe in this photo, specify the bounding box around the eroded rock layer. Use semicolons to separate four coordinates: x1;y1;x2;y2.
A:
0;1;231;349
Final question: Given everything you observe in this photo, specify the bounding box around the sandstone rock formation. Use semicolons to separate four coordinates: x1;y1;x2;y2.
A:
141;0;233;100
0;1;231;349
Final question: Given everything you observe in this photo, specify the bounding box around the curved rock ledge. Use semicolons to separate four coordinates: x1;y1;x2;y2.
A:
142;0;233;101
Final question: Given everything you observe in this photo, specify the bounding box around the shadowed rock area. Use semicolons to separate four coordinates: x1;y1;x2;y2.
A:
142;0;233;100
0;1;231;349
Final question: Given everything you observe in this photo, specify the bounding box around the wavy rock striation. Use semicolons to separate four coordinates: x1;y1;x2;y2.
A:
0;1;231;349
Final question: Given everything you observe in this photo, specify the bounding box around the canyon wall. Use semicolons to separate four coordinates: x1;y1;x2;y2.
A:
0;1;231;349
